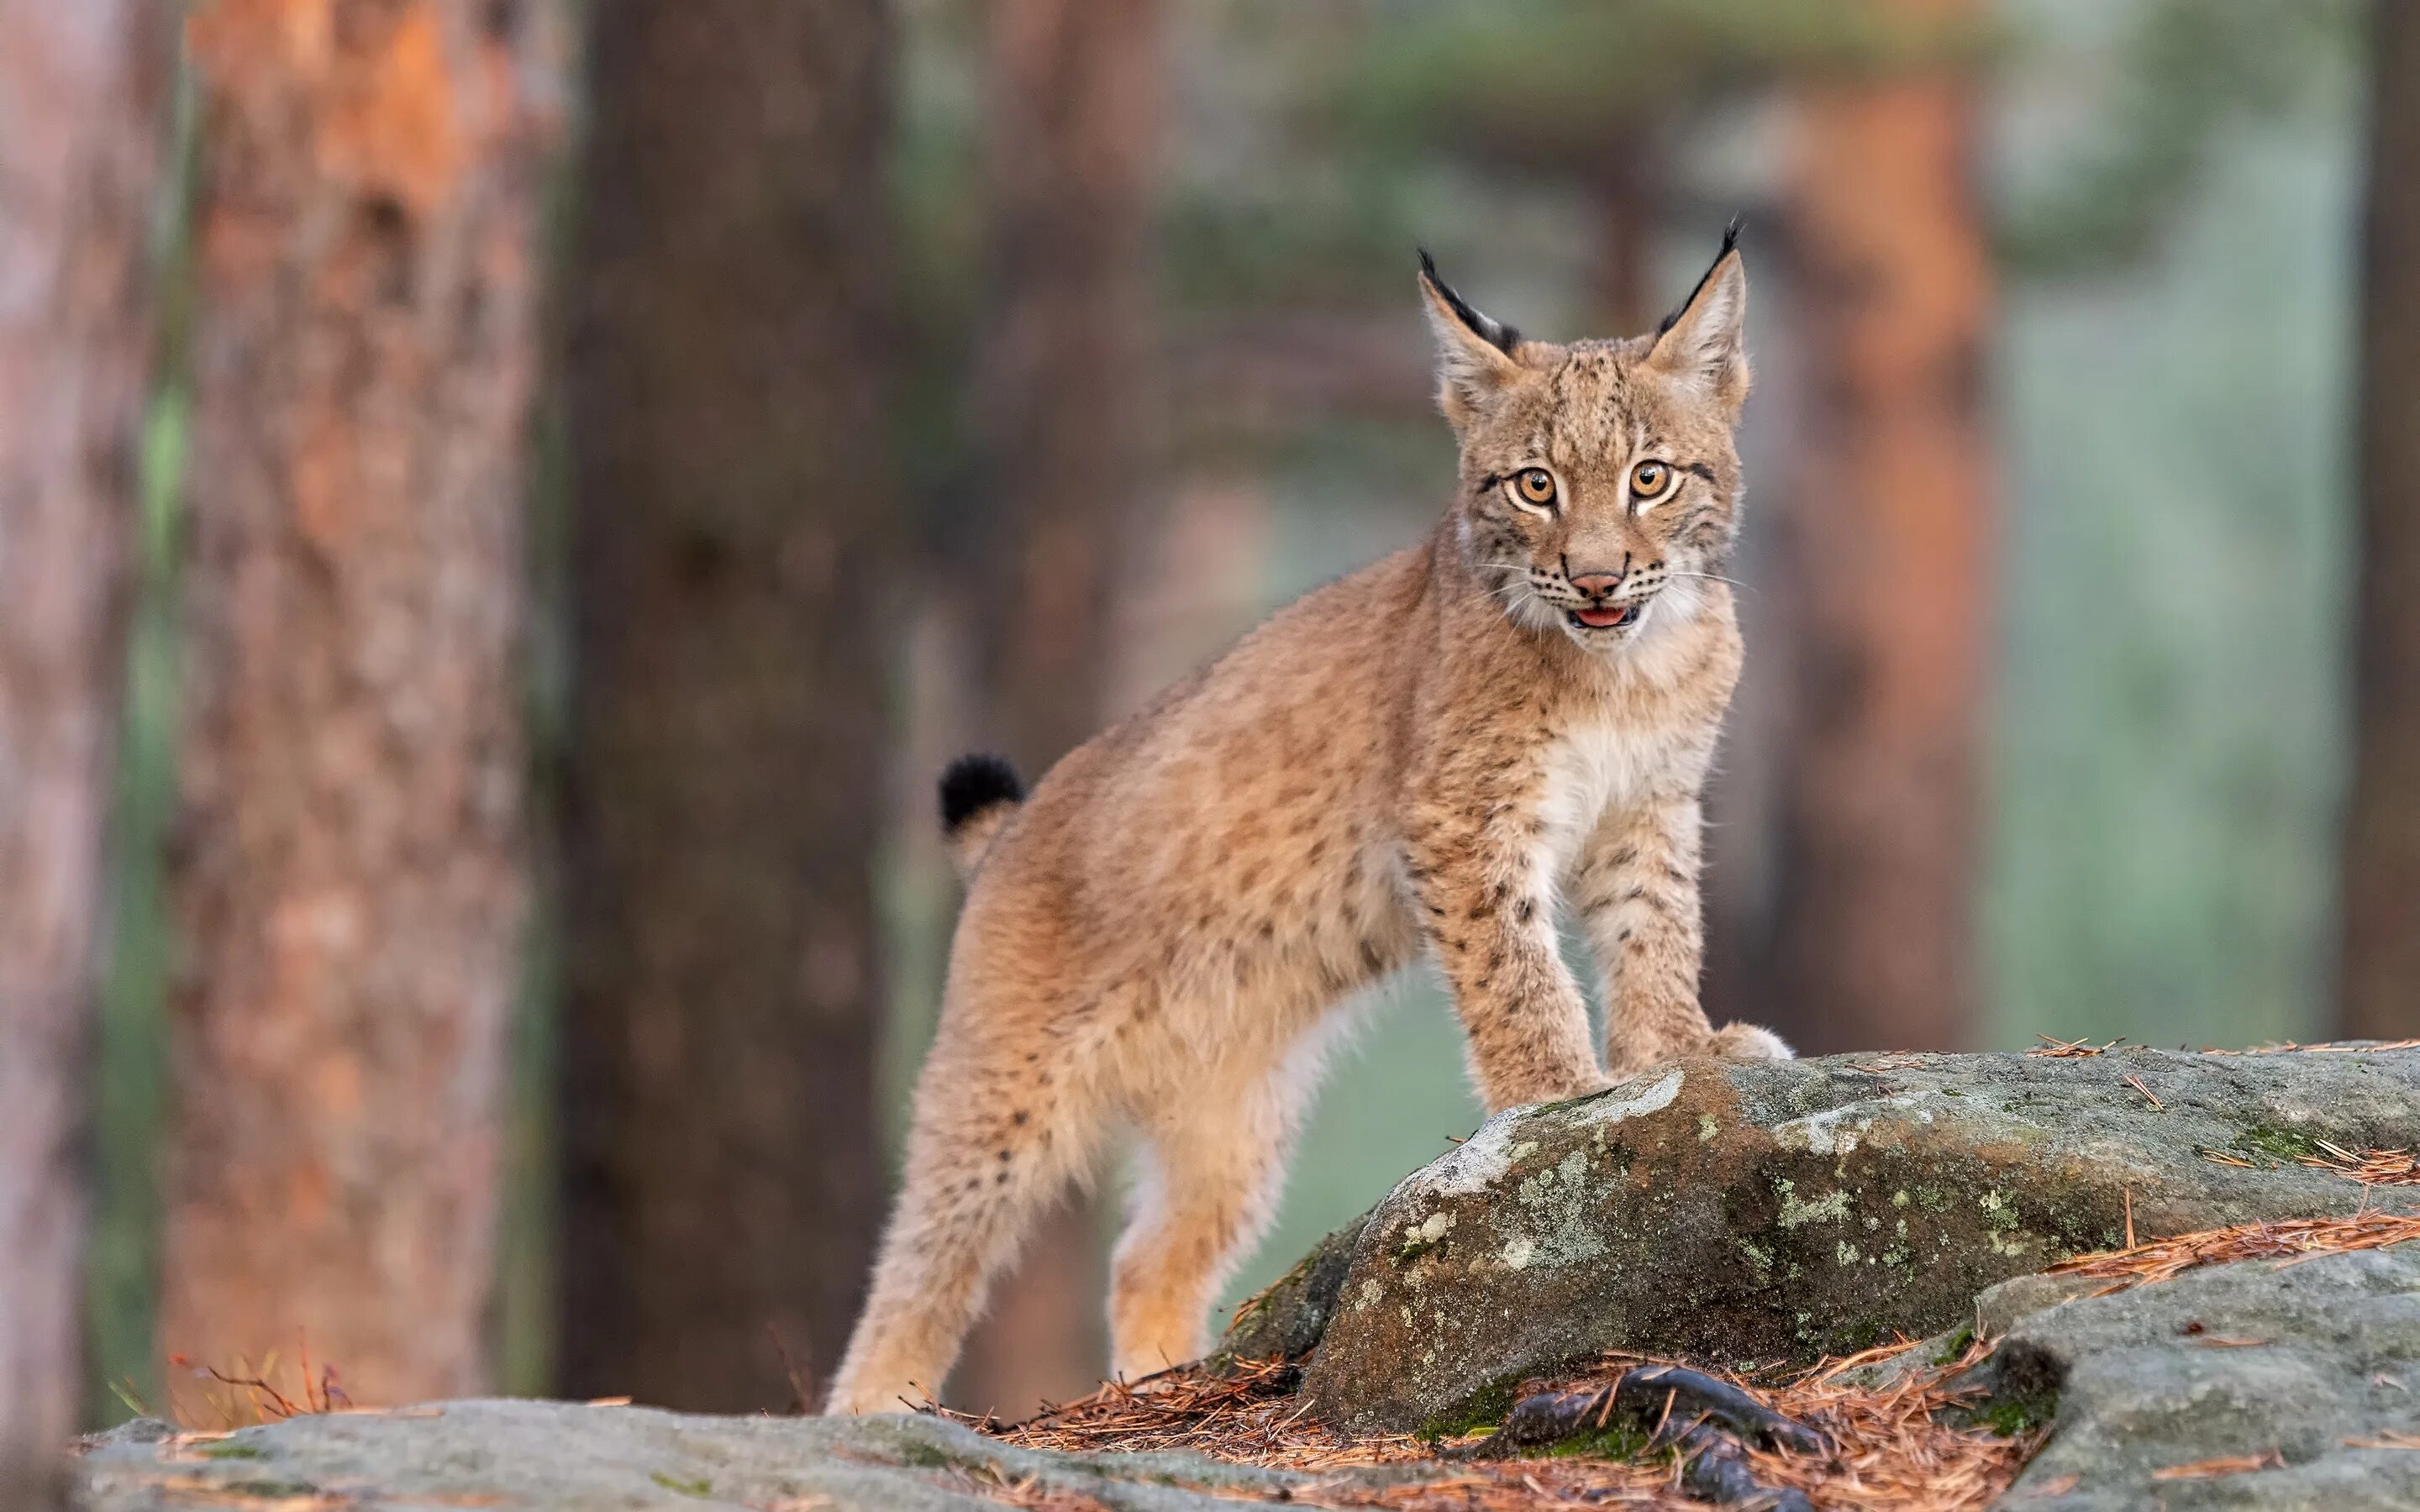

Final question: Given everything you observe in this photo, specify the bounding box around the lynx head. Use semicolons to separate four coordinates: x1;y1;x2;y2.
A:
1421;227;1749;653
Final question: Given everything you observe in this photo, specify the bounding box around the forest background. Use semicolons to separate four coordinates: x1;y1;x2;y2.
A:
4;0;2416;1487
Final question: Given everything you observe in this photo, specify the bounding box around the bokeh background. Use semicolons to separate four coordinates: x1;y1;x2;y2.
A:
4;0;2417;1470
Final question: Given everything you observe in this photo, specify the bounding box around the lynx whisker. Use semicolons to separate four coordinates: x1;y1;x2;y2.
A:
1664;570;1752;593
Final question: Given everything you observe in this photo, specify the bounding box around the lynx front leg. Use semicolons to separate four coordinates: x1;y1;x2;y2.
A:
1576;793;1789;1075
1407;824;1602;1114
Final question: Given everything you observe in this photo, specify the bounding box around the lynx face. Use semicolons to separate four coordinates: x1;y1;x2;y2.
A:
1421;236;1750;653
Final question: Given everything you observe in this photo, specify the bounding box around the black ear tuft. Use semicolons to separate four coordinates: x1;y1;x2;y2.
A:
1418;247;1521;354
939;753;1024;836
1659;217;1746;338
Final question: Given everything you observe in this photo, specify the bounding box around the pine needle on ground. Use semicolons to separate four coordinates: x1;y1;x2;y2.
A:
945;1343;2034;1511
953;1207;2420;1509
2044;1209;2420;1289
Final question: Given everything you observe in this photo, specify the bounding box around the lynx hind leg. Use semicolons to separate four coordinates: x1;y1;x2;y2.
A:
1107;1069;1305;1384
824;1029;1107;1415
1706;1022;1794;1061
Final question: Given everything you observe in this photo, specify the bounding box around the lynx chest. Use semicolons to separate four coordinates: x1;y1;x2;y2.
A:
1530;714;1700;875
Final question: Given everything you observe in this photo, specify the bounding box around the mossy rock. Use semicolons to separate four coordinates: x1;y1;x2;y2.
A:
1269;1047;2420;1431
1218;1213;1368;1365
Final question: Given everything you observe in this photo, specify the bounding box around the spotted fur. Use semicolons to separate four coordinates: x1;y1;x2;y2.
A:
825;235;1791;1415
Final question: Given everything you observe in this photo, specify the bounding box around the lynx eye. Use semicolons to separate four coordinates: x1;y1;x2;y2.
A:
1629;459;1674;501
1510;468;1558;508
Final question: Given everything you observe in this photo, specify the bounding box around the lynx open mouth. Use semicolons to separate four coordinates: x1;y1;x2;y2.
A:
1570;603;1639;631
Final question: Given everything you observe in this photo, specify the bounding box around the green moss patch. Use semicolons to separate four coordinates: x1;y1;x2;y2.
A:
1417;1374;1520;1441
2231;1123;2327;1166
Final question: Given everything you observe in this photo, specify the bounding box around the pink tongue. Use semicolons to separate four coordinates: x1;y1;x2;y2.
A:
1576;606;1627;627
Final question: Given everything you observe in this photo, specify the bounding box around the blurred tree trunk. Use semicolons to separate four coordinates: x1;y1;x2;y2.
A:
0;0;171;1489
950;0;1161;1420
2342;0;2420;1041
1589;129;1661;335
1767;0;1992;1055
156;0;560;1406
555;1;896;1412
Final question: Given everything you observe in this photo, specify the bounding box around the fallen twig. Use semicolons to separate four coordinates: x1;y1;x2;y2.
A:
2149;1448;2283;1481
2027;1035;2124;1058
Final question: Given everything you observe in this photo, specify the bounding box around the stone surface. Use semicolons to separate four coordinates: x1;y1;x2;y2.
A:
1219;1215;1368;1366
1281;1047;2420;1430
71;1047;2420;1509
73;1399;1364;1511
1978;1244;2420;1509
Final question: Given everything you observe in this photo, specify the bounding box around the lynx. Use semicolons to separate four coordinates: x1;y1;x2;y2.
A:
826;229;1790;1415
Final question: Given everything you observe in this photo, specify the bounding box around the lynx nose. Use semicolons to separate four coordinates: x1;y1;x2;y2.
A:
1568;570;1624;598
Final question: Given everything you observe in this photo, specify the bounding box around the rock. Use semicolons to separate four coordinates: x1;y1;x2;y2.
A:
1276;1047;2420;1431
1218;1214;1368;1364
1828;1271;2118;1396
78;1418;177;1450
1974;1272;2112;1339
75;1047;2420;1509
71;1399;1336;1511
1978;1242;2420;1509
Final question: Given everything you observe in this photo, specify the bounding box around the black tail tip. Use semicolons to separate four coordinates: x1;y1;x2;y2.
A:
939;753;1023;835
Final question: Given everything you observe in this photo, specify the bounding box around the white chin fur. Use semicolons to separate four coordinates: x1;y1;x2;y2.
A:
1558;617;1639;653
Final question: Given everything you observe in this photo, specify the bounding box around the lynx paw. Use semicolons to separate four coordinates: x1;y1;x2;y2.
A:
822;1376;931;1416
1706;1023;1794;1062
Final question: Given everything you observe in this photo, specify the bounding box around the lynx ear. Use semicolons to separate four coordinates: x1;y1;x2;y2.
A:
1418;249;1523;426
1648;222;1749;411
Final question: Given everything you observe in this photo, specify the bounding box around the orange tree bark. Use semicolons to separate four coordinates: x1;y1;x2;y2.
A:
2343;0;2420;1039
1769;0;1993;1055
553;0;897;1411
156;0;560;1405
0;0;171;1487
949;0;1161;1420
